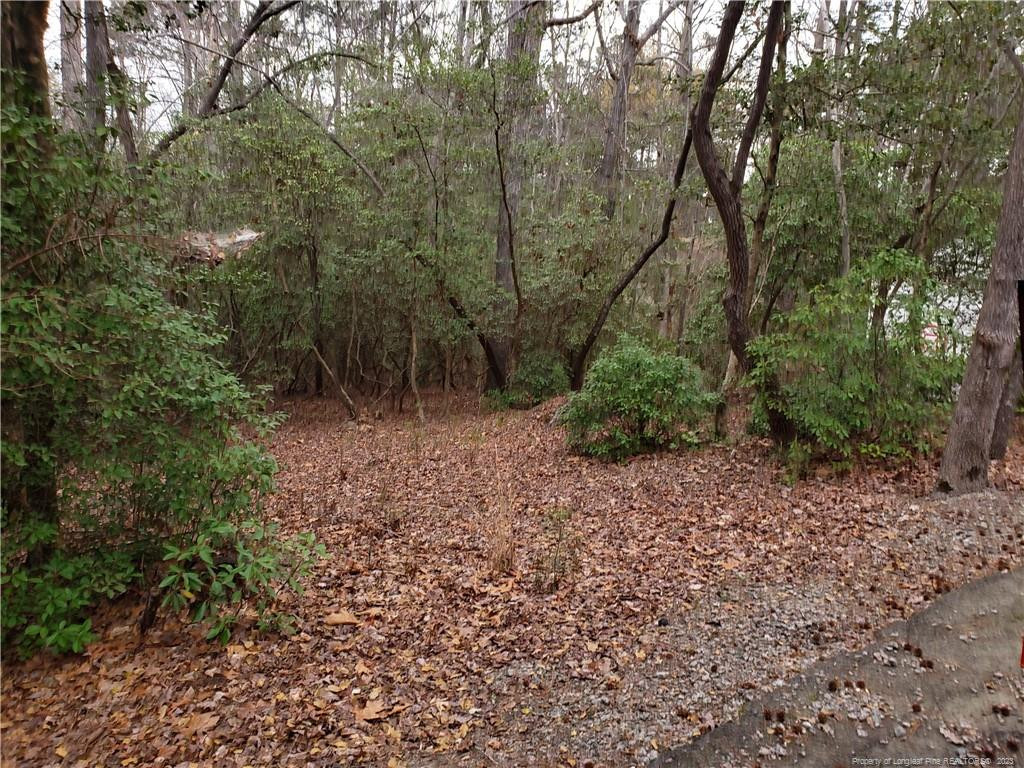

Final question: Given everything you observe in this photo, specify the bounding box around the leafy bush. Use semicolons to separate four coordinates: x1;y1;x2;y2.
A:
487;351;569;409
0;99;322;656
559;337;717;459
161;521;324;643
747;250;963;462
0;547;136;654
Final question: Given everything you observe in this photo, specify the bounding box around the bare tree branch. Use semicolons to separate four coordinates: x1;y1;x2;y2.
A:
571;126;694;388
267;79;386;197
152;36;384;197
731;4;784;188
638;0;685;48
721;27;766;86
149;0;299;161
546;0;600;28
595;7;619;80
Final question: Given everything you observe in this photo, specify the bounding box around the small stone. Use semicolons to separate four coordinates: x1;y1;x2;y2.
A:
894;724;907;738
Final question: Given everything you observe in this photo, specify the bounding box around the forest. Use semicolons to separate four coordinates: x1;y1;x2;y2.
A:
1;0;1022;765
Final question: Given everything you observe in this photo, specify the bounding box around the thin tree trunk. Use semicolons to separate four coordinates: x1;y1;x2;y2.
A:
491;0;545;390
570;130;693;389
745;6;789;314
312;345;358;419
60;0;84;130
833;139;851;275
937;96;1024;493
990;345;1022;461
597;0;641;220
813;0;828;54
84;0;108;150
832;0;852;276
408;318;425;422
691;0;783;374
103;12;138;164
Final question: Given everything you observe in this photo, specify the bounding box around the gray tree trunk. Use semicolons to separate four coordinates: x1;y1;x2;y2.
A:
59;0;83;130
84;0;107;148
491;0;545;389
596;0;641;220
990;345;1022;461
937;98;1024;493
832;0;852;276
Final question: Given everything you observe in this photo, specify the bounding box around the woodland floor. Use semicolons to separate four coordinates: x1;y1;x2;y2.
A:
3;396;1023;768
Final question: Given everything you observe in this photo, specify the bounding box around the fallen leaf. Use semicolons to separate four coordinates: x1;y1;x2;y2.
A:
354;698;388;721
180;712;220;739
325;609;359;626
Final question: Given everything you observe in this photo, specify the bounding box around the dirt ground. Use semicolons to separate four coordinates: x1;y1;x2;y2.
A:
2;397;1022;768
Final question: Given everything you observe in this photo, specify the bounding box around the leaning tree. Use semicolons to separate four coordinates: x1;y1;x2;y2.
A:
937;49;1024;494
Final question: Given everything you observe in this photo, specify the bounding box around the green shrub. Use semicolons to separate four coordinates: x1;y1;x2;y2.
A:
559;337;717;459
487;351;569;409
747;249;963;462
0;100;323;656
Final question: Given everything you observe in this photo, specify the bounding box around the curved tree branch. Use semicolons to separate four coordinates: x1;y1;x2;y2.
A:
149;0;299;162
571;127;694;389
546;0;600;28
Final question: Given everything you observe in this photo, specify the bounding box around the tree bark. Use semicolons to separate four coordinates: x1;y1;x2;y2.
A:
745;6;790;315
596;0;686;221
596;1;641;219
490;0;545;390
989;344;1022;461
150;1;300;162
84;0;108;149
691;0;783;374
60;0;84;130
832;0;852;276
937;97;1024;493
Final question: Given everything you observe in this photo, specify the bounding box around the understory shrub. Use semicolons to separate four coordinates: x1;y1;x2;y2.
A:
559;337;717;459
487;351;570;409
747;249;964;463
1;100;322;656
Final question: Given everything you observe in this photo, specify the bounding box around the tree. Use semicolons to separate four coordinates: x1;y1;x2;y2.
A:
59;0;84;130
595;0;683;220
489;0;546;390
938;54;1024;494
691;0;784;376
2;0;58;566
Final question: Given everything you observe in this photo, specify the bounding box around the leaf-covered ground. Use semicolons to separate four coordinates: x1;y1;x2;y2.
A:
4;398;1022;768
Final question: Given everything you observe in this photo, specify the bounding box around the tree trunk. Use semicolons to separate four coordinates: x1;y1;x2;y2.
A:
60;0;84;130
937;98;1024;493
990;344;1022;461
691;0;783;375
84;0;108;149
1;1;58;567
570;129;694;389
745;6;789;315
408;318;425;422
567;0;692;388
491;0;545;390
813;0;828;54
596;0;641;220
832;0;852;276
103;12;138;164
